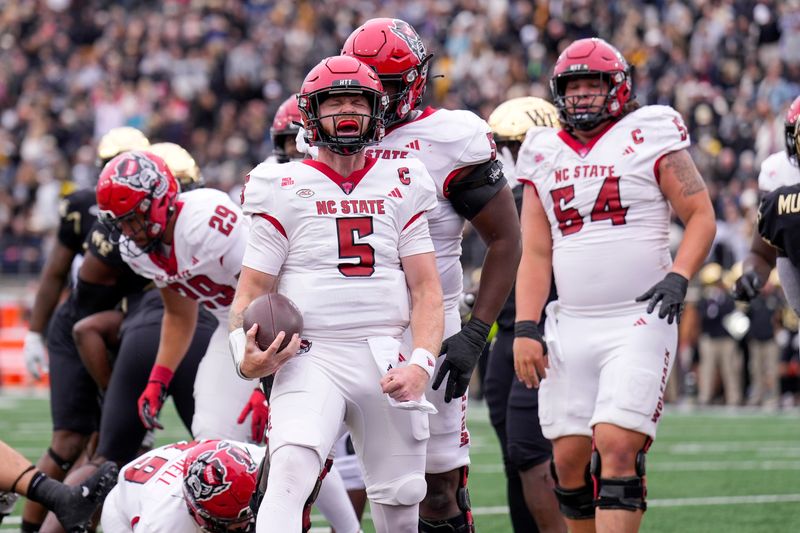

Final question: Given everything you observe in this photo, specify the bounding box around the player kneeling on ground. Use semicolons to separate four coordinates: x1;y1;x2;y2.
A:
101;440;259;532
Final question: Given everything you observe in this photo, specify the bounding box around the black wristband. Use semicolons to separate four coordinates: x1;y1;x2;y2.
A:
514;320;548;354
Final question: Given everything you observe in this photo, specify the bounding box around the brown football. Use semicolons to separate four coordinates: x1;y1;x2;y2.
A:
242;293;303;351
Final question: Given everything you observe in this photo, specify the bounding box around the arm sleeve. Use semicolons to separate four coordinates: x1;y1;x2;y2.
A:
242;214;288;275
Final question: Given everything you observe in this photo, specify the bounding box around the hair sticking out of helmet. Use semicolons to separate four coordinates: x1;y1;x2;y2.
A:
95;150;179;256
550;38;633;132
148;142;204;191
785;96;800;166
96;127;151;167
489;97;561;143
182;441;258;533
342;18;432;127
270;95;304;163
298;55;389;156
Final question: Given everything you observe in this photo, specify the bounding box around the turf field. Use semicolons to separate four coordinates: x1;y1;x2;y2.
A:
1;393;799;532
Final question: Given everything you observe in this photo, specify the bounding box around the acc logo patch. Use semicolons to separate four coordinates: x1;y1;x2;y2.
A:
296;188;314;198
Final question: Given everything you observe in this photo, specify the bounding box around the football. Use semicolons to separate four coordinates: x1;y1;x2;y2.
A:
242;293;303;351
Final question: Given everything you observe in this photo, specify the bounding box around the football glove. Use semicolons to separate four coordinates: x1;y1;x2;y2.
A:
635;272;689;324
732;270;762;302
137;365;173;430
238;387;269;444
433;317;491;403
24;331;48;380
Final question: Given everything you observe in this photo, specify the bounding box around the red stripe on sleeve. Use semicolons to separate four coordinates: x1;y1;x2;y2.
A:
402;211;425;231
255;213;287;239
518;179;538;196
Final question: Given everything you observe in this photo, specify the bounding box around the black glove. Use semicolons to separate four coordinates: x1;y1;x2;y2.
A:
635;272;688;324
433;318;491;403
732;270;762;302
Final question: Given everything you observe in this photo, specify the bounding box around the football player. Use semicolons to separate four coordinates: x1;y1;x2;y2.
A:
47;143;216;490
341;19;521;532
269;95;303;164
231;55;443;533
0;440;117;532
734;96;800;311
101;440;259;533
483;97;565;533
95;150;256;443
23;127;150;380
513;38;715;533
21;128;151;532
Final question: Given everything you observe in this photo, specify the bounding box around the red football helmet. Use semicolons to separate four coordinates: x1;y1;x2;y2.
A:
182;441;258;533
270;95;303;163
550;38;632;131
785;95;800;165
298;55;388;156
341;18;432;126
95;151;179;255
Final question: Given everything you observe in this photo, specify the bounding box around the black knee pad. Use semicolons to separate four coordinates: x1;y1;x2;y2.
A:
419;466;475;533
550;460;595;520
592;448;648;512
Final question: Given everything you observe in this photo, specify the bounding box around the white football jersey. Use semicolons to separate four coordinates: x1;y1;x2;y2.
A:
120;188;248;323
241;157;437;341
364;107;496;307
758;150;800;192
517;105;690;311
102;441;264;533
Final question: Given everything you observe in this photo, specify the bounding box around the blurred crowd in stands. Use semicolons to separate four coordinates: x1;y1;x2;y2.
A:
1;0;799;406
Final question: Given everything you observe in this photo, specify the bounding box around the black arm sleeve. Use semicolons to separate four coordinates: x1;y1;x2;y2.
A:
445;159;507;220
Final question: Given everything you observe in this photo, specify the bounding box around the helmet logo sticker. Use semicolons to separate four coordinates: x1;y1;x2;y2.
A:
184;452;231;502
390;19;426;62
111;153;168;198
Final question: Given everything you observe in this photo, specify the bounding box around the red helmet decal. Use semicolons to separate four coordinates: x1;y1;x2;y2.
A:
389;19;426;63
108;152;170;199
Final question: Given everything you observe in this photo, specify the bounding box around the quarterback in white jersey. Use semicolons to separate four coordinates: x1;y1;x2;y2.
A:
342;19;521;531
229;56;443;533
734;95;800;309
101;440;261;533
514;38;715;533
96;151;257;442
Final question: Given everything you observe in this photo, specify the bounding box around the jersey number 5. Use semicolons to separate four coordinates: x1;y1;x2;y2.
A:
337;217;375;277
551;177;628;236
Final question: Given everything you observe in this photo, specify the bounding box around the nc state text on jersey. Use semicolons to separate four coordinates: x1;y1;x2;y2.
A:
555;164;618;183
316;199;387;215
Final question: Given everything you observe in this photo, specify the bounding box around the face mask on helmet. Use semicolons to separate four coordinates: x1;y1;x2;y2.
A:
182;441;258;533
784;96;800;166
95;151;179;256
341;18;433;127
550;38;632;132
299;56;389;156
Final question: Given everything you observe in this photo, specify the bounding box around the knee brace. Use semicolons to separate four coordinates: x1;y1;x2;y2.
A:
418;466;475;533
301;458;332;533
591;447;648;512
550;460;595;520
47;447;74;473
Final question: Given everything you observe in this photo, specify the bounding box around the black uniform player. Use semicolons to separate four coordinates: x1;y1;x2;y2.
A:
758;180;800;313
483;97;564;533
21;128;150;532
